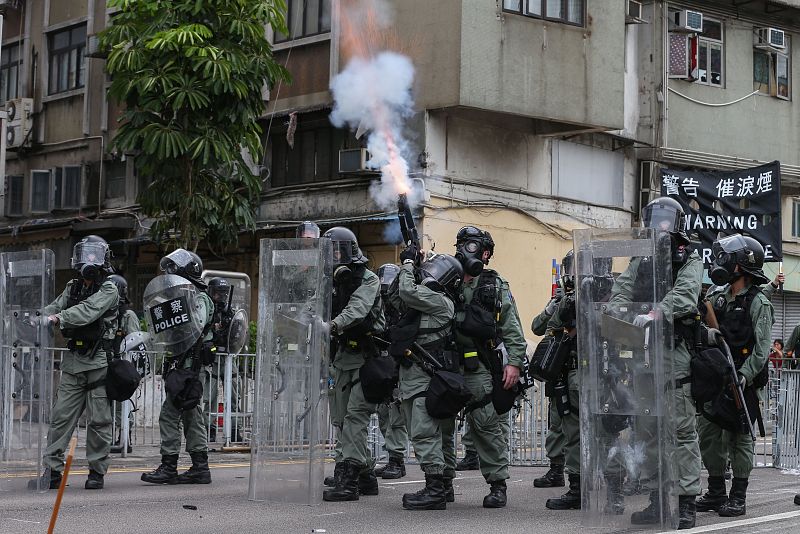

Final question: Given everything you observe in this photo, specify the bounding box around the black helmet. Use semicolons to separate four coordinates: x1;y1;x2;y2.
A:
642;196;690;246
160;248;204;285
455;226;495;276
107;274;129;303
419;254;464;298
296;221;320;239
377;263;400;296
561;250;575;290
710;234;769;286
322;226;367;266
207;277;232;307
71;235;112;279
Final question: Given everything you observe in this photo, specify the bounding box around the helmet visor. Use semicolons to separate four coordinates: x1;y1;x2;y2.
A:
159;249;194;274
642;203;684;233
378;265;400;286
330;241;355;266
71;242;107;269
209;285;232;306
712;234;748;257
296;222;320;239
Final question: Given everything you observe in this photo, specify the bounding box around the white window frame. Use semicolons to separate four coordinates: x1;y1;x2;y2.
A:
696;17;724;87
30;170;52;213
754;34;791;101
792;199;800;238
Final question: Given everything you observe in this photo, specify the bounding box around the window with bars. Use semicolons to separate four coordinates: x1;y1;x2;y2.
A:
503;0;585;26
54;166;82;210
1;41;22;104
274;0;332;43
48;24;87;95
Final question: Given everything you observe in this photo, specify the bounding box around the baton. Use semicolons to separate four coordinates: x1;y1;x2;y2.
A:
48;436;78;534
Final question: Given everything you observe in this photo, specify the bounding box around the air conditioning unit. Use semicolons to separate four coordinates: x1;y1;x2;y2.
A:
625;0;645;24
756;27;786;50
85;34;108;59
338;148;379;174
673;9;703;33
5;97;33;149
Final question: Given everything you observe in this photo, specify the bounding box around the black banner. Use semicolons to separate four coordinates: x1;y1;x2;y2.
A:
149;296;191;334
660;161;782;264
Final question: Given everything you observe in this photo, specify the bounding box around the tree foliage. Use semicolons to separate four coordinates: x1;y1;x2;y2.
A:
100;0;289;250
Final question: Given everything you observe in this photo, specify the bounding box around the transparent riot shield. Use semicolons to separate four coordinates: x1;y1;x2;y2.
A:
226;309;248;357
142;274;203;356
117;332;153;457
0;250;55;492
574;228;678;530
249;238;331;505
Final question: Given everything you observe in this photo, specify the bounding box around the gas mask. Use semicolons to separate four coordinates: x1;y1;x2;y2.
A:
79;263;101;281
455;240;485;277
709;251;740;286
671;236;688;265
334;265;352;285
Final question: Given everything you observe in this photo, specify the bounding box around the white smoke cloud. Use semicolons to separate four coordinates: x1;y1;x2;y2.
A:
330;51;422;209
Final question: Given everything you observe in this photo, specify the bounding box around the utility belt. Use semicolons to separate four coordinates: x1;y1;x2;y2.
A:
67;337;113;358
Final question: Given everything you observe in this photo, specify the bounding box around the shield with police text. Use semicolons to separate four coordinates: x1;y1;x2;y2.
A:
574;228;679;530
248;238;332;505
0;250;55;493
143;274;204;356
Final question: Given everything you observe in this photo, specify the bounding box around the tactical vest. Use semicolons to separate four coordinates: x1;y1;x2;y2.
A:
61;278;116;346
631;254;685;304
713;286;761;368
332;265;382;345
456;270;501;343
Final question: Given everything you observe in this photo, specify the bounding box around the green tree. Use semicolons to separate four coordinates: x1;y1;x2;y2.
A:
100;0;289;250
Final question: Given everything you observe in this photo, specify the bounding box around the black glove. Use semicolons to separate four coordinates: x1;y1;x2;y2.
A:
400;245;421;266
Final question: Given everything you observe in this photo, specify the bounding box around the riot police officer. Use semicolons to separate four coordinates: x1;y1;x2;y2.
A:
385;251;463;509
373;263;409;480
452;226;527;508
296;220;321;239
32;235;119;490
697;234;773;517
108;274;142;454
607;196;703;529
204;277;235;443
141;249;215;485
323;227;386;502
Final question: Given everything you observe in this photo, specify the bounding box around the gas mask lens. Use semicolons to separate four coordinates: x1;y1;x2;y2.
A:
464;241;480;253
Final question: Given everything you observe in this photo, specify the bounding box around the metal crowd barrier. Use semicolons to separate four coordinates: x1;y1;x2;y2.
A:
775;369;800;470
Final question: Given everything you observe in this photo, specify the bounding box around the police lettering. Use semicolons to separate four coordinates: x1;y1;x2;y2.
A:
154;312;190;333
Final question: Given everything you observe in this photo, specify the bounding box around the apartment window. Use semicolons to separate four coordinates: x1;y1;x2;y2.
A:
793;200;800;238
48;24;87;95
754;35;791;100
105;161;127;199
54;166;82;210
275;0;331;43
5;175;23;216
697;18;723;87
270;117;360;188
1;42;22;104
503;0;585;26
30;170;51;213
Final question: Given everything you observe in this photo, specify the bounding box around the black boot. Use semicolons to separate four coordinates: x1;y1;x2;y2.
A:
455;450;480;471
546;474;581;510
324;462;343;487
323;460;360;502
357;468;379;496
718;477;748;517
678;495;696;529
443;472;455;503
376;456;406;479
483;480;507;508
85;470;104;490
696;476;727;513
630;490;668;525
605;475;625;515
141;454;179;484
27;469;61;490
176;452;211;484
534;463;565;488
402;474;447;510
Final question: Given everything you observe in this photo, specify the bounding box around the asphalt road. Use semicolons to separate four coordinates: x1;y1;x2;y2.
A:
2;462;800;534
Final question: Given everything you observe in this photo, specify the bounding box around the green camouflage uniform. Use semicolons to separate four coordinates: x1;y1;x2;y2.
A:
698;283;773;479
454;271;527;484
330;267;385;471
607;251;704;496
159;291;214;456
390;263;455;475
43;279;119;475
531;305;565;466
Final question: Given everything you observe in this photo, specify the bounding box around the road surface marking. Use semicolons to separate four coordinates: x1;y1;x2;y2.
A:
656;510;800;533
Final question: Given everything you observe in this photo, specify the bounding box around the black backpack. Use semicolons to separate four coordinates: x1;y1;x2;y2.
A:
425;370;472;419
